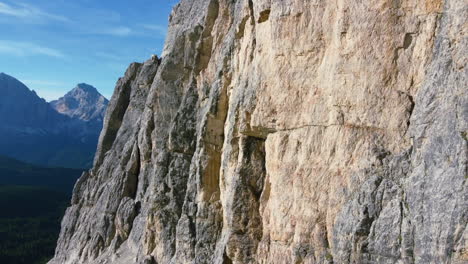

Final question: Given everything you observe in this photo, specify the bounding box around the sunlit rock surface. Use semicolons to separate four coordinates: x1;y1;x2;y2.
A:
50;0;467;263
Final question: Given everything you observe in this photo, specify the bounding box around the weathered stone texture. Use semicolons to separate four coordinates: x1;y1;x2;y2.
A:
50;0;467;263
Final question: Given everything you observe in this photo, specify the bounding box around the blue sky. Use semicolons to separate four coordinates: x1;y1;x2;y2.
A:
0;0;177;100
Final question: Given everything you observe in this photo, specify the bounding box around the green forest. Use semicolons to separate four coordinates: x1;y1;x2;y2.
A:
0;156;82;264
0;185;69;264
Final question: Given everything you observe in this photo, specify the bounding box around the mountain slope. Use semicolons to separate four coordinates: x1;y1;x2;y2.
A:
50;1;467;264
0;73;107;168
0;73;68;131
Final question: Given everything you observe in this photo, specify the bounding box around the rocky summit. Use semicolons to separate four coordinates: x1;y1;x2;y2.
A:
51;83;109;124
50;0;467;263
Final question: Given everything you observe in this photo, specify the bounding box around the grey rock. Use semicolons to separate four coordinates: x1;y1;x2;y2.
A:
50;0;467;263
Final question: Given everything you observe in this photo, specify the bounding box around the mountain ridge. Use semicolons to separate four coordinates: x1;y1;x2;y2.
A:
0;73;107;168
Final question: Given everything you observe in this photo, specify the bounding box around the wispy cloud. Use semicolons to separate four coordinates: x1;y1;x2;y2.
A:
0;40;65;58
0;2;69;23
141;24;167;37
102;26;132;37
20;79;67;101
99;24;168;38
32;88;67;101
21;79;65;87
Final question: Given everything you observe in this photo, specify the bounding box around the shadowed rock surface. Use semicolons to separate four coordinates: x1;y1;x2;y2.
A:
0;73;68;131
50;0;467;263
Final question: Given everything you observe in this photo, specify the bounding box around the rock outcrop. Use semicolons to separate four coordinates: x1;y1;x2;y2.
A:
50;0;467;263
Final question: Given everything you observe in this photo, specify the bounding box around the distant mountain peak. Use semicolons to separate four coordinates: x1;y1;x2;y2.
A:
50;84;109;122
0;72;17;78
0;73;50;120
77;83;93;88
0;72;23;84
0;73;107;168
0;73;42;98
75;83;98;93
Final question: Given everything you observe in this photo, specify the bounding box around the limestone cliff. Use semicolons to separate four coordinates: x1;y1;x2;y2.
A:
50;0;467;263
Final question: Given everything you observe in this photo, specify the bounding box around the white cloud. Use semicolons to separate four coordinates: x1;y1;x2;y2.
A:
100;24;168;38
103;26;132;37
32;88;67;101
0;2;69;23
21;79;65;87
0;40;65;58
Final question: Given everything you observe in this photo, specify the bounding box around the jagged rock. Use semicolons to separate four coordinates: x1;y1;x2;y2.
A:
51;83;109;123
50;0;467;263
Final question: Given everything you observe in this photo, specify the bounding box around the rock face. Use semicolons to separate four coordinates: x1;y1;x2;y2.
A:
50;0;467;263
0;74;107;168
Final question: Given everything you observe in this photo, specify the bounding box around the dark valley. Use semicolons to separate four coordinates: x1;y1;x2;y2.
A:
0;155;82;264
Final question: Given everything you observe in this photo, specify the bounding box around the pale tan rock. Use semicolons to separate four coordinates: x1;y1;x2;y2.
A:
50;0;466;263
